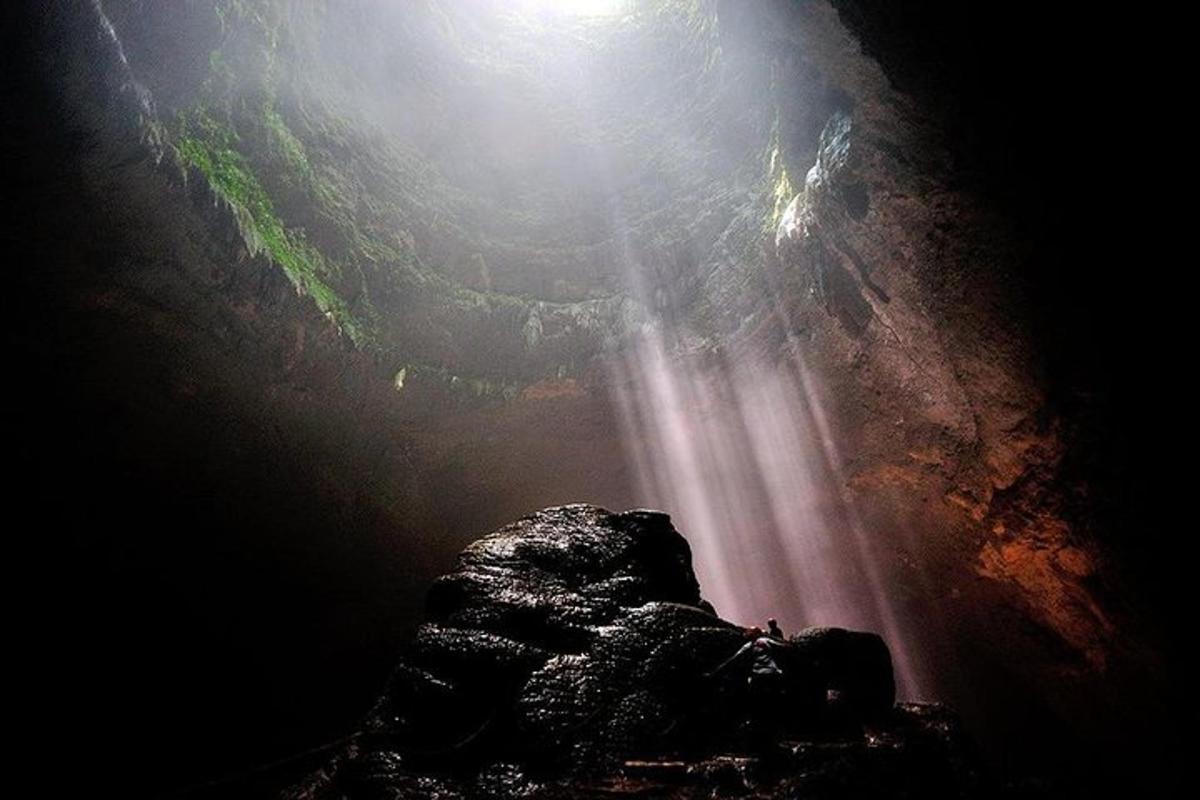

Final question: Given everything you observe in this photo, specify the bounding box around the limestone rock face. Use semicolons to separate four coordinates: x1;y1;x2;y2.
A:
759;4;1126;749
283;505;978;799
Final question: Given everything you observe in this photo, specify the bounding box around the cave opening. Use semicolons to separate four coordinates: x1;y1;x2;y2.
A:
12;1;1180;797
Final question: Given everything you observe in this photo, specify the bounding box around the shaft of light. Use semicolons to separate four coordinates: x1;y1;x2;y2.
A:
607;326;925;699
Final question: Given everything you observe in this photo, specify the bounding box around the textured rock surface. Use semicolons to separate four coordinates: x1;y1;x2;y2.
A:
273;505;979;799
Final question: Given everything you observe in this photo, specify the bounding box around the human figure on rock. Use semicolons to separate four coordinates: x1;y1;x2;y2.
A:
707;627;794;750
711;629;786;695
706;621;842;750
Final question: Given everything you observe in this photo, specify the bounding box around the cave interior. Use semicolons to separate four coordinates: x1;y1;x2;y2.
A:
9;1;1183;797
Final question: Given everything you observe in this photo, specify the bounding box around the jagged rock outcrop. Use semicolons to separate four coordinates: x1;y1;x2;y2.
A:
282;505;980;799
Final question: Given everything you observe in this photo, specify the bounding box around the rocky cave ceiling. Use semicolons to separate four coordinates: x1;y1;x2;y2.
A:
81;0;855;386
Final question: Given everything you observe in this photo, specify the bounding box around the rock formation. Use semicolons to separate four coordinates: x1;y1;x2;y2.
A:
278;505;980;799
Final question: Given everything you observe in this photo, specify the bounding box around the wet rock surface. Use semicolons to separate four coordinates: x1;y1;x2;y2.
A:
279;505;981;799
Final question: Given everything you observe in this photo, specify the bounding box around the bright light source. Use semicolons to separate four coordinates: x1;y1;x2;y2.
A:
514;0;626;18
559;0;624;14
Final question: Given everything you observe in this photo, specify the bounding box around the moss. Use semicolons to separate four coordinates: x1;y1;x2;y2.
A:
258;104;349;213
156;0;760;379
262;105;310;177
174;108;369;344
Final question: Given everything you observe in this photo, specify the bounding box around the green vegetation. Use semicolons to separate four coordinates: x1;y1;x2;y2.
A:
154;0;776;390
174;107;367;344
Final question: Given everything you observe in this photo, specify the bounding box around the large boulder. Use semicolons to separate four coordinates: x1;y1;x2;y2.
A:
364;505;896;767
281;505;978;799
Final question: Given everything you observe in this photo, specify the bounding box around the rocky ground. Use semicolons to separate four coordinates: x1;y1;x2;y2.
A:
245;505;985;800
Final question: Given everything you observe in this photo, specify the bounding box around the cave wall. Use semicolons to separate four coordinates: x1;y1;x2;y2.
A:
694;0;1176;782
19;3;641;793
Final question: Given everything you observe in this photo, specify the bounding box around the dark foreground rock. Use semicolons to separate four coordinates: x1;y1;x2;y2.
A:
276;505;981;799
